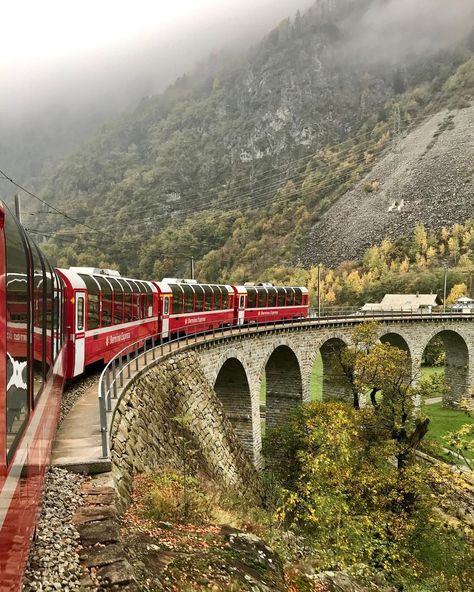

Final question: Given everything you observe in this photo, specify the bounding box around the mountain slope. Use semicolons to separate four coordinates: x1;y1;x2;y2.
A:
303;104;474;266
24;0;474;281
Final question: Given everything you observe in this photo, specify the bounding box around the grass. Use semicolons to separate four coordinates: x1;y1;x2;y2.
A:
423;402;474;463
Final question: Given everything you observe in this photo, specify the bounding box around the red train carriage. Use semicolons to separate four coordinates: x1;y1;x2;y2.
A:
0;202;66;592
153;279;236;338
57;268;159;379
236;284;309;324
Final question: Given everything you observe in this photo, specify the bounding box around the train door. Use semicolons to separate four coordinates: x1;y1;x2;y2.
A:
238;294;245;325
73;291;86;376
162;296;170;338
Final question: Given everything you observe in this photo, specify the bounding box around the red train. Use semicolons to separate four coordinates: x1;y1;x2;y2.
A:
0;200;309;591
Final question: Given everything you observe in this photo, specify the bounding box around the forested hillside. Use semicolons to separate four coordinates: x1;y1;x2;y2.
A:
24;0;474;283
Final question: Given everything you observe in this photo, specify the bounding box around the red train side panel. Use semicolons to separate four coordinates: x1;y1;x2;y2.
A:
0;203;66;592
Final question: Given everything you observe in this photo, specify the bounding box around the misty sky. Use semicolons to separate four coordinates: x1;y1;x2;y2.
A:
0;0;313;121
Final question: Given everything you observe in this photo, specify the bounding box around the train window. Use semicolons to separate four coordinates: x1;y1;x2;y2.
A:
182;284;194;313
163;296;170;315
294;288;302;306
277;287;286;307
53;272;61;358
107;276;123;324
268;287;277;307
4;210;30;462
286;288;295;306
246;287;257;308
32;243;45;400
79;274;100;330
77;296;84;331
210;286;221;310
220;287;228;310
138;281;153;317
257;287;267;308
194;285;204;312
116;279;132;322
94;276;112;327
239;295;245;308
170;284;183;314
203;285;213;311
126;280;140;321
228;292;234;310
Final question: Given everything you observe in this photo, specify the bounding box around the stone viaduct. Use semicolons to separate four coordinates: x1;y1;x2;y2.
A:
108;315;474;502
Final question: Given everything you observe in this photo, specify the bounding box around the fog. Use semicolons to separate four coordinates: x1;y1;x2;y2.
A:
343;0;474;64
0;0;313;125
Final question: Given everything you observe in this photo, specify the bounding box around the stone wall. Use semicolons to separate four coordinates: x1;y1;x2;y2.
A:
110;350;262;510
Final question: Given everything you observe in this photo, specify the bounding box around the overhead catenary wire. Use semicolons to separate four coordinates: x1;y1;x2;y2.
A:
0;167;101;233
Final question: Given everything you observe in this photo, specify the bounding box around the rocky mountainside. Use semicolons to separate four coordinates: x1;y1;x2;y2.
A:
19;0;474;280
303;105;474;266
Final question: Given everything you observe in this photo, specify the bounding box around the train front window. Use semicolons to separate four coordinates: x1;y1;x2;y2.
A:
4;210;30;462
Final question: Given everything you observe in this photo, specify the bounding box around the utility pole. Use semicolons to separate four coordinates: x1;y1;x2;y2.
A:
14;194;22;224
317;263;322;317
443;267;448;312
190;256;195;280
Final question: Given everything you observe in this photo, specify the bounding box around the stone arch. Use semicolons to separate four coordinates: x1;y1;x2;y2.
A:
214;358;254;457
264;345;303;431
379;331;414;378
210;348;251;387
420;328;470;407
319;336;354;404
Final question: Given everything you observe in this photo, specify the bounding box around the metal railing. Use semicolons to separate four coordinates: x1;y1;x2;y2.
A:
97;308;474;458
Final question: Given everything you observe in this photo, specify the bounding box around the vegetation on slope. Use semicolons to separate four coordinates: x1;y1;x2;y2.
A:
28;1;473;284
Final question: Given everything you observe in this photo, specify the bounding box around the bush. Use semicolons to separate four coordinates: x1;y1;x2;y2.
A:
140;470;212;524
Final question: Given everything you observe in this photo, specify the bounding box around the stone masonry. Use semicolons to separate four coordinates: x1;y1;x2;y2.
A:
111;318;474;477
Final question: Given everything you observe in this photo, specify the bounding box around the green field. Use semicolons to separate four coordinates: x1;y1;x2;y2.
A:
423;402;474;463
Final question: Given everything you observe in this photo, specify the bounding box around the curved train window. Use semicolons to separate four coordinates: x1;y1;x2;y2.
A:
53;271;60;358
294;288;303;306
211;286;221;310
277;287;286;307
203;285;213;311
79;274;100;330
107;277;123;324
94;276;112;327
45;267;54;367
257;287;267;308
286;288;295;306
246;287;257;308
139;282;153;317
194;285;204;312
220;287;229;310
31;243;45;399
267;287;277;307
170;284;183;314
116;279;132;322
4;210;30;462
182;284;194;314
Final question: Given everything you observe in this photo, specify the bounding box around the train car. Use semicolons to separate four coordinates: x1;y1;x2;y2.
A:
0;202;67;592
57;267;159;379
153;279;235;338
236;284;309;324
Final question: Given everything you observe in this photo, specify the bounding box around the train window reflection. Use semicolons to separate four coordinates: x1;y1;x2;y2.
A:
5;211;30;462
